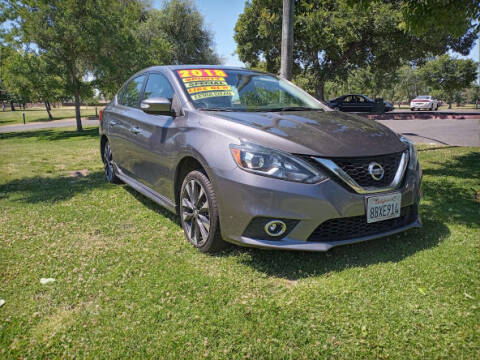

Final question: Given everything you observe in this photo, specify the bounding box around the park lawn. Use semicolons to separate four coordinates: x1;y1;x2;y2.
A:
0;127;479;359
0;107;98;126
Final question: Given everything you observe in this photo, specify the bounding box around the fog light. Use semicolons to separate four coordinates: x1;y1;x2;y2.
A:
264;220;287;237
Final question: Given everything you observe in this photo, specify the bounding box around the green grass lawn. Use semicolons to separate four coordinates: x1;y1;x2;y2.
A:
0;128;479;359
0;107;99;126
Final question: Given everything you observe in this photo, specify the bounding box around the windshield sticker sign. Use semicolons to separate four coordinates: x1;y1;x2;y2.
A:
177;69;227;78
191;90;234;100
188;85;232;94
178;69;233;99
184;80;228;88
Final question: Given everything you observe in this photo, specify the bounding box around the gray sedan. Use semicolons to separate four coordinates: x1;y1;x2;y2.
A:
99;65;422;252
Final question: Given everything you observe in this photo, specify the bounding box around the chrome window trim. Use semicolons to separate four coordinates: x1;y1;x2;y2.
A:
313;151;409;194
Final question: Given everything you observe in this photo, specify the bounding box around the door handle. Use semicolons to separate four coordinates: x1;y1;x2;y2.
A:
130;127;141;135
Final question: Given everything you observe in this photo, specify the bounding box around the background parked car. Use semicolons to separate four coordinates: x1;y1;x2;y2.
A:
410;95;438;111
328;94;394;112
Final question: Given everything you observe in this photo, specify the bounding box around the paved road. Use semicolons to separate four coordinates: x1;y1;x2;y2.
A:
1;116;479;147
0;118;99;133
391;108;480;113
378;118;480;146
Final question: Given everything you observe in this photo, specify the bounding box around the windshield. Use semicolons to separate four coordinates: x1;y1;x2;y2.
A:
416;96;431;100
175;68;327;111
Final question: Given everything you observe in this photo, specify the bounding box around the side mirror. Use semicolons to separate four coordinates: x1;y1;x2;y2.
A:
140;97;173;116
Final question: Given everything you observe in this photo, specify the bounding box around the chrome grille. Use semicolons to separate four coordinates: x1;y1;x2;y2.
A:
333;152;403;187
300;151;408;193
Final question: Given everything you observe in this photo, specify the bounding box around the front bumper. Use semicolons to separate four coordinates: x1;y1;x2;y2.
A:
213;165;422;251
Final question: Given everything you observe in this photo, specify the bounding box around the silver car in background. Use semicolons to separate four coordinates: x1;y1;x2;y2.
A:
99;65;422;252
410;95;439;111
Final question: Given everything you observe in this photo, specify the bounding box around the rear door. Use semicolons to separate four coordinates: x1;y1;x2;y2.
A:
356;96;374;112
107;74;147;177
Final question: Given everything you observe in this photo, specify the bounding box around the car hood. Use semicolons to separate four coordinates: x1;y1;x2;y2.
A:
202;110;407;157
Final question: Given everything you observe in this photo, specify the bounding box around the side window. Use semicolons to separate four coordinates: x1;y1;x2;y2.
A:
143;73;174;100
120;75;146;107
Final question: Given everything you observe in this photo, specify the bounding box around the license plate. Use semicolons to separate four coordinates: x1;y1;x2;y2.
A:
366;193;401;223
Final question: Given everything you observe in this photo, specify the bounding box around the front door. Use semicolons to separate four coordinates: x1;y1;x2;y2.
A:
340;95;357;112
125;72;179;197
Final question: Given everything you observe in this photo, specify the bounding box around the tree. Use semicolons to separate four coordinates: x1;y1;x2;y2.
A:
234;0;477;100
420;55;478;108
464;84;480;107
94;0;221;98
1;0;145;131
146;0;220;65
354;0;480;41
2;50;65;119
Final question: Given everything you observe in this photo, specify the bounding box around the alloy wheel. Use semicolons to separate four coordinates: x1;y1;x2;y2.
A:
103;142;114;181
181;179;211;246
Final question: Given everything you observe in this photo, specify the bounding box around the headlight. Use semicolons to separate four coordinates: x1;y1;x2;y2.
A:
399;136;418;170
230;143;327;183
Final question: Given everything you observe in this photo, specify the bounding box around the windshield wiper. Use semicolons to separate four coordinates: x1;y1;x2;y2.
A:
197;106;323;112
198;108;239;112
265;106;323;112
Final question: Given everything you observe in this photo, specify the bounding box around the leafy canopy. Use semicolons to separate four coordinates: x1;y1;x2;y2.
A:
234;0;478;100
420;54;477;106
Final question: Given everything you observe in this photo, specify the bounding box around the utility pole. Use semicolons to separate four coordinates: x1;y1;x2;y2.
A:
478;31;480;86
280;0;294;80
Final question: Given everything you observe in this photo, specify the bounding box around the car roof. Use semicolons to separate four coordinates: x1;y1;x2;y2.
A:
143;64;254;72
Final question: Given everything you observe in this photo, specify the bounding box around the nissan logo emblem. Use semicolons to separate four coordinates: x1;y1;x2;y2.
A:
368;162;384;181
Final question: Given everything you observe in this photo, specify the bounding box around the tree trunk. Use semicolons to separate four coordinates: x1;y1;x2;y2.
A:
45;100;53;120
10;100;15;111
315;81;325;101
74;85;83;132
448;102;452;109
280;0;294;80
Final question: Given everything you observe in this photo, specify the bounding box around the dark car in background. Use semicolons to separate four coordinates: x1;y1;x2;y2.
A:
328;94;394;112
99;66;421;253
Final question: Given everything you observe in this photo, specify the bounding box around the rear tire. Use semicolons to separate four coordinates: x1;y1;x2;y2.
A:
410;108;415;111
180;170;227;253
102;140;122;184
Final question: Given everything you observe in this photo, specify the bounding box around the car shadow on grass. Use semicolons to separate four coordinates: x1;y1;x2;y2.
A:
0;171;107;203
0;127;99;141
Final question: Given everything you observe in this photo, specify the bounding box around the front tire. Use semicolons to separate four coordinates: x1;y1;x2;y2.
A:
180;170;226;253
102;140;122;184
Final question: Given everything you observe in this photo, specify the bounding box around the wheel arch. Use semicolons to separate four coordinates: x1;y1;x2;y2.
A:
100;134;108;160
173;154;213;214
